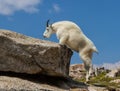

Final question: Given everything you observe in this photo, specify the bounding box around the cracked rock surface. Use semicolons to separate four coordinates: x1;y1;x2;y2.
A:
0;30;73;77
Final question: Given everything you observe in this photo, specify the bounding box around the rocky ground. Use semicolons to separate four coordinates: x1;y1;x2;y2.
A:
0;71;88;91
0;30;87;91
70;64;120;91
0;30;120;91
0;71;114;91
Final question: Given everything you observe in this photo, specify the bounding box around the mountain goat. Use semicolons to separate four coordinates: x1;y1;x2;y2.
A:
43;20;98;81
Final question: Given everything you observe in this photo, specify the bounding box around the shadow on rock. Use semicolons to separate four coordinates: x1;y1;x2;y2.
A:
0;71;88;90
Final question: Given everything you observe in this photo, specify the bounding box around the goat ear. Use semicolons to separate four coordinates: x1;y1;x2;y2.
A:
46;19;50;27
50;23;53;28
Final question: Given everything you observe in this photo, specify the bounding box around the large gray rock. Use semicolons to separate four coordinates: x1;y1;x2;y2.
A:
0;30;73;77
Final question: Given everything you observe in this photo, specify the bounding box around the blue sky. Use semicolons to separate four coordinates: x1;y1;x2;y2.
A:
0;0;120;65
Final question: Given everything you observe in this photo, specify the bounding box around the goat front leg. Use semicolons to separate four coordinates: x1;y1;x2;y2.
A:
79;51;93;82
59;36;68;45
59;36;69;50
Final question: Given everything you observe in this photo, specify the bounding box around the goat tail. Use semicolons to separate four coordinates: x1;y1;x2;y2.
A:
92;46;99;54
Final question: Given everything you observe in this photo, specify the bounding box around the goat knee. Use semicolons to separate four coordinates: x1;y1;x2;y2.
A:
81;56;91;70
59;36;68;45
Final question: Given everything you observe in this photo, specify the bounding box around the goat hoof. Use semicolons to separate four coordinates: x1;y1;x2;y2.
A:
60;44;67;49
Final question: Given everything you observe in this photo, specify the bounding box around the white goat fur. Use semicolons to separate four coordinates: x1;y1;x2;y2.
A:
43;21;98;81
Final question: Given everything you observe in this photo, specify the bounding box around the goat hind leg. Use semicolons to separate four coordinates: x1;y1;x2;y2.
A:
79;52;93;82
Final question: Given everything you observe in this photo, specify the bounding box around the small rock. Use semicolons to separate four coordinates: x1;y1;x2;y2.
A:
110;79;120;83
69;64;86;79
88;86;109;91
106;69;120;78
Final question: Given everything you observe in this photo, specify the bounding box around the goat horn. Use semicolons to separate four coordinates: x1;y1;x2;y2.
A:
46;19;50;27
